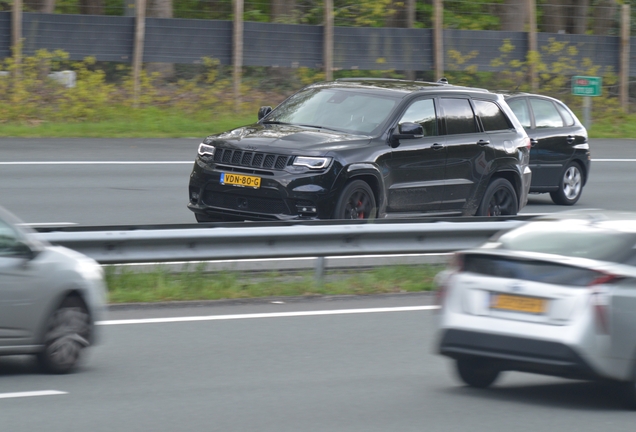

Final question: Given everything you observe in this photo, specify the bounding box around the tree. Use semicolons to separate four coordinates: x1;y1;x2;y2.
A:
23;0;55;13
500;0;526;31
271;0;297;23
592;0;617;35
541;0;590;34
147;0;175;79
79;0;104;14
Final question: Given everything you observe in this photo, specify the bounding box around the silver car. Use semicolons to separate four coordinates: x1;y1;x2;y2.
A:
435;210;636;408
0;206;106;373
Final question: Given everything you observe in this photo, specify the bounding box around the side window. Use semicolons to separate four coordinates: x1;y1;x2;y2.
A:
439;98;477;135
399;99;438;136
507;98;531;128
529;98;564;128
555;102;575;126
473;100;512;132
0;219;20;257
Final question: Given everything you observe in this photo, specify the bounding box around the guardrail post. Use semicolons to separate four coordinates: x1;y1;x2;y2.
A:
315;256;325;284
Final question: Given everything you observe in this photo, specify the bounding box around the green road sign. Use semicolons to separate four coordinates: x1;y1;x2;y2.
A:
572;76;602;97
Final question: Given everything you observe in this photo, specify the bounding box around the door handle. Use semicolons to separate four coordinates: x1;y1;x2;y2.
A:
530;138;539;147
566;135;575;144
477;139;490;146
431;143;444;150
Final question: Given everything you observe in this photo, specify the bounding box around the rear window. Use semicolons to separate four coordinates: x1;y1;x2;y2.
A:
529;98;564;128
473;100;512;131
464;255;601;286
495;222;636;263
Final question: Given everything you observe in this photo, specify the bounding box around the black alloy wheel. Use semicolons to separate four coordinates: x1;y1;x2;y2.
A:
37;297;92;374
333;180;376;220
476;178;518;217
550;161;583;206
456;357;501;388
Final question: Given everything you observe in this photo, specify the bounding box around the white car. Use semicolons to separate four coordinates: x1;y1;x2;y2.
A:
435;210;636;408
0;206;106;373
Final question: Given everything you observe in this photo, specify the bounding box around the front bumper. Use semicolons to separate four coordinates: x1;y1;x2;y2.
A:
188;159;341;221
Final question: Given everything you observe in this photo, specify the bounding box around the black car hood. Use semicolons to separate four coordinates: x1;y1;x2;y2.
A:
205;124;372;153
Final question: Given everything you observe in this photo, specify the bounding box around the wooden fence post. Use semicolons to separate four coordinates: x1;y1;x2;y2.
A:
620;4;630;113
233;0;244;112
12;0;22;75
324;0;333;81
433;0;443;80
527;0;538;92
132;0;147;108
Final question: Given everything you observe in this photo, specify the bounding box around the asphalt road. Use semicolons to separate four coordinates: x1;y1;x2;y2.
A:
1;294;634;431
1;138;635;225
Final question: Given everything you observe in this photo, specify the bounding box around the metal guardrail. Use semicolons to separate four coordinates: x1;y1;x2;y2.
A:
33;220;527;266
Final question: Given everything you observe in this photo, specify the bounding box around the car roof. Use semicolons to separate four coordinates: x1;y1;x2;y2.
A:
309;78;491;96
522;210;636;234
502;92;565;104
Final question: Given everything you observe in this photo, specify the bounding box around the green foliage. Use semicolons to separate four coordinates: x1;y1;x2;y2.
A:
0;50;262;124
443;38;620;120
105;264;441;304
443;0;502;30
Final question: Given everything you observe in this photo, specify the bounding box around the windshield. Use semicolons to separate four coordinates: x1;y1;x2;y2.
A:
495;221;636;263
263;88;399;135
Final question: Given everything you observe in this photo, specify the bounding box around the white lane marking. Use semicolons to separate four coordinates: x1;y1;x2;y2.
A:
98;305;440;326
0;390;67;400
18;222;77;227
0;161;192;165
0;159;634;165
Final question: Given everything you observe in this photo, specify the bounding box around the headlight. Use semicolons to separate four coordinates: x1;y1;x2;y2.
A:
198;143;215;157
293;156;332;170
75;259;104;281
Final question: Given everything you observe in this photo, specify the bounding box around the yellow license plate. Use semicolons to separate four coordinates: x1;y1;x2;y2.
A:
492;294;545;314
221;173;261;189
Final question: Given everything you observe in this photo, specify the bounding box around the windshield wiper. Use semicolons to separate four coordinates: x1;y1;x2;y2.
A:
261;120;290;125
296;124;343;132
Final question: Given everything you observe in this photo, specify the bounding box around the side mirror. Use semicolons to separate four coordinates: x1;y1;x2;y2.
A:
12;240;37;260
390;122;424;147
258;106;272;120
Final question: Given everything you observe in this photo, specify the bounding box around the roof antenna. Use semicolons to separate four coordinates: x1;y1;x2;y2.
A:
437;77;449;84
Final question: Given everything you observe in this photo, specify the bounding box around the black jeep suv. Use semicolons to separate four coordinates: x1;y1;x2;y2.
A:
188;79;531;221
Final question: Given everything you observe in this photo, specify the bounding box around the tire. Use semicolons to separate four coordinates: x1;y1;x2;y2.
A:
476;178;518;217
37;297;92;374
456;358;501;389
621;358;636;410
550;162;583;206
333;180;376;220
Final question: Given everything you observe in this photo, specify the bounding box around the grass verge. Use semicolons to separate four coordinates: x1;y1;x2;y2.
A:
105;264;443;304
0;107;257;138
2;105;636;139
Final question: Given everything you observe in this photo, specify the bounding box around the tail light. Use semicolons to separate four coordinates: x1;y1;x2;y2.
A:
589;272;619;335
524;137;532;150
435;253;464;308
